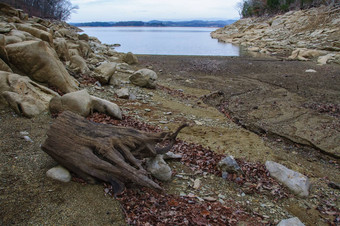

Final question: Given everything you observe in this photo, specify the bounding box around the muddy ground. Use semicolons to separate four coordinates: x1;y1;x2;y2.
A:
0;55;339;225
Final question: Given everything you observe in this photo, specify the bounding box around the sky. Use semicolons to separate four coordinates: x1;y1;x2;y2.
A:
68;0;241;22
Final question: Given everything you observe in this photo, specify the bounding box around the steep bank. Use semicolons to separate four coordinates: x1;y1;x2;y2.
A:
211;5;340;64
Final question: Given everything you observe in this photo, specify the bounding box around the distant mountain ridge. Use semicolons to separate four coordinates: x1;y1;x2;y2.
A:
70;20;237;28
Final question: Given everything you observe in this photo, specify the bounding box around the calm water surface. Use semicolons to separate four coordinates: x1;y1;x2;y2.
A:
80;27;239;56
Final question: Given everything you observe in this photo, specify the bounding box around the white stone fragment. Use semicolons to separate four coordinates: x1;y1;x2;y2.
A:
266;161;310;197
277;217;305;226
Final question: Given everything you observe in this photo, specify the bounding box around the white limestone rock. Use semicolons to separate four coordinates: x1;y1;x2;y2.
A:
265;161;310;197
277;217;305;226
46;165;71;183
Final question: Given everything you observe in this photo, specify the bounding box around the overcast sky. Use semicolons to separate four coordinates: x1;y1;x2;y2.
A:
68;0;241;22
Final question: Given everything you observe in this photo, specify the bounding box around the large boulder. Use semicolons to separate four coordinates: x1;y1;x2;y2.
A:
0;34;9;63
49;89;122;119
0;22;13;34
70;55;89;74
288;48;327;61
4;35;23;45
0;71;59;117
77;40;92;58
0;58;12;72
6;40;79;93
94;62;117;84
0;3;19;17
265;161;310;197
123;52;138;65
53;38;70;61
91;96;122;119
16;24;53;47
58;28;78;39
129;69;158;88
78;33;89;42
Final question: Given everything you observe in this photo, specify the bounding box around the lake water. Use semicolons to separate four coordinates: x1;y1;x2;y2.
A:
80;27;240;56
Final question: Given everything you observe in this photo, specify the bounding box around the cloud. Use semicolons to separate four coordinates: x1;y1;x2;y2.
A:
69;0;241;22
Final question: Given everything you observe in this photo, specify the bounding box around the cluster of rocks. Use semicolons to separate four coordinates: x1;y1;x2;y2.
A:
211;5;340;64
0;3;158;118
0;4;166;184
219;156;310;198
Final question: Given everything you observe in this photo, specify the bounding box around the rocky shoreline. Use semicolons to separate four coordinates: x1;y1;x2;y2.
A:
0;3;339;225
211;5;340;64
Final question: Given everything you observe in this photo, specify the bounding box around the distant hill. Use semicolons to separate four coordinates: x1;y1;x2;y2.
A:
70;20;237;28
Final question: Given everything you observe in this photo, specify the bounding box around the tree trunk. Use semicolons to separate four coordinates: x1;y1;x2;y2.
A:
41;111;187;193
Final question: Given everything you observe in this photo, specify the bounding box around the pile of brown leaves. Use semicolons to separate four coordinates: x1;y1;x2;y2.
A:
171;140;288;199
110;186;263;225
87;112;162;133
229;160;289;199
157;85;197;100
88;113;288;200
48;86;65;96
79;74;98;85
171;140;224;175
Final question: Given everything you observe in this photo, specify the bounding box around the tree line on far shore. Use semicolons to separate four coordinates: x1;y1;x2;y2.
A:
238;0;337;18
0;0;78;20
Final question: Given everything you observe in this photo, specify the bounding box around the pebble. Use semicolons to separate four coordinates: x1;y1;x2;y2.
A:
193;179;201;189
94;81;102;87
305;69;317;73
203;196;217;202
218;194;226;199
159;121;168;124
23;136;33;143
194;120;203;126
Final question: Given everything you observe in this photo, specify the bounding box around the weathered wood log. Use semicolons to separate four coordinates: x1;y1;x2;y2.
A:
41;111;187;193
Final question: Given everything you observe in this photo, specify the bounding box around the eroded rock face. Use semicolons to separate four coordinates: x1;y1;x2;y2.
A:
49;89;122;119
0;71;59;117
16;24;53;47
129;69;158;88
288;48;326;61
6;40;79;93
211;6;340;63
265;161;310;197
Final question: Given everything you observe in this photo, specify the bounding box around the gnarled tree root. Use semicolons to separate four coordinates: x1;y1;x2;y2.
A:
41;111;187;193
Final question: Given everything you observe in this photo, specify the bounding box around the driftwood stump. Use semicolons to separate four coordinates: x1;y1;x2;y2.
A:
42;111;187;193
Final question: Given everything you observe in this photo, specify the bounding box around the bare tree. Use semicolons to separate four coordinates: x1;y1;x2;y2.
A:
0;0;78;21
